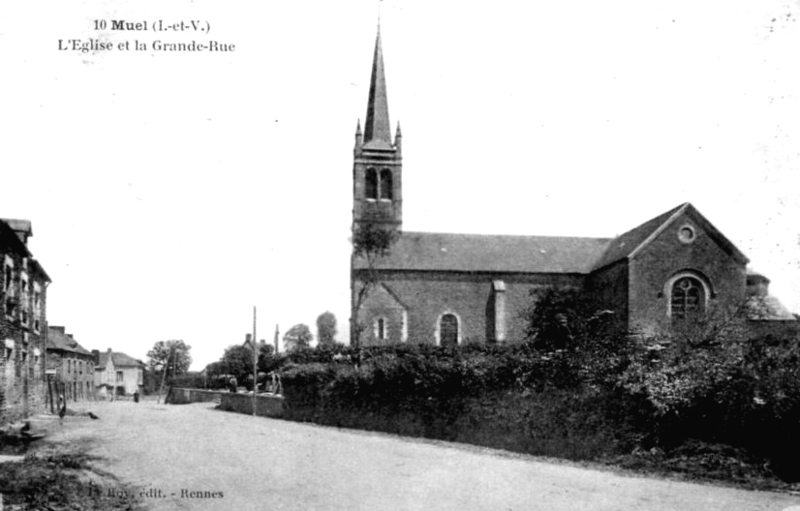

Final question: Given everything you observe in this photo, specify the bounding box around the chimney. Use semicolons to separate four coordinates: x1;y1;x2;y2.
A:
92;349;100;365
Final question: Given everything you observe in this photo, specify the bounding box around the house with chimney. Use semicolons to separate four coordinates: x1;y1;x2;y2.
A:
46;326;95;402
93;348;144;398
0;219;50;424
350;30;796;347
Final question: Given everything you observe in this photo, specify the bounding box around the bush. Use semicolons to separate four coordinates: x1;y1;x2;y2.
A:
273;322;800;485
280;362;340;421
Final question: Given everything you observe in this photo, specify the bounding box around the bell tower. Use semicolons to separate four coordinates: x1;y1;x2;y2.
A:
352;28;402;231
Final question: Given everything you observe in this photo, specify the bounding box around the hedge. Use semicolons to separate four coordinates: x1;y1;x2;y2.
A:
278;332;800;482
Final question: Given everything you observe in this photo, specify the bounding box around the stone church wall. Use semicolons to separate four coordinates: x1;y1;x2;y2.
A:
356;282;408;345
363;272;584;345
628;213;747;336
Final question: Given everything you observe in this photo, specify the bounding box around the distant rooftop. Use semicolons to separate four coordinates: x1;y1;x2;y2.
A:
96;349;145;369
46;326;92;356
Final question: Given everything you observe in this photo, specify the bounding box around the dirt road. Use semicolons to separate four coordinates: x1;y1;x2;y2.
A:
48;400;800;511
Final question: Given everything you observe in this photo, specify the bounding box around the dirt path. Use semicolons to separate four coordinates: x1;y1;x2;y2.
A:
45;400;800;511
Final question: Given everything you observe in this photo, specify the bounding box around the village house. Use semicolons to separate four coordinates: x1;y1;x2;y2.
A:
93;348;144;399
350;31;796;347
46;326;95;402
0;219;50;424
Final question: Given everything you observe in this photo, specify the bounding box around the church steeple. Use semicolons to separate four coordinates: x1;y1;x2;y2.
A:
363;29;392;150
352;26;402;230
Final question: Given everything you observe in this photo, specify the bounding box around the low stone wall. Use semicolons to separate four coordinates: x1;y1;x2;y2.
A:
168;388;225;405
218;392;284;418
169;387;283;418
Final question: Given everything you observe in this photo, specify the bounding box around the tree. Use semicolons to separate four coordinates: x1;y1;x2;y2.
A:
257;344;282;375
351;222;401;346
217;338;278;390
146;340;192;378
219;344;254;383
283;323;313;351
204;360;223;377
316;311;338;346
522;287;613;352
521;286;626;389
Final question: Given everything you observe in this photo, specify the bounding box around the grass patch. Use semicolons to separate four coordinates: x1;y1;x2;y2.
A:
0;441;145;511
603;440;798;492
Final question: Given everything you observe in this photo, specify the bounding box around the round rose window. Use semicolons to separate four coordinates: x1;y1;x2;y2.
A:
678;225;696;243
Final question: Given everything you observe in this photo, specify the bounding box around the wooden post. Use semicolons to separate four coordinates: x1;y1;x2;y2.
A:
252;306;257;417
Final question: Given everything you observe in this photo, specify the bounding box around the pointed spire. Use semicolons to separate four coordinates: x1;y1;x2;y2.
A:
394;121;402;153
363;28;392;149
355;119;363;150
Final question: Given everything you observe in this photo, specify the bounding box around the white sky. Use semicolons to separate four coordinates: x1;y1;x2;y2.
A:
1;0;798;370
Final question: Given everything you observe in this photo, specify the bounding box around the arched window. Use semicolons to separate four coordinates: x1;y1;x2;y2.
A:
379;169;393;200
671;276;705;320
440;314;459;347
365;168;378;200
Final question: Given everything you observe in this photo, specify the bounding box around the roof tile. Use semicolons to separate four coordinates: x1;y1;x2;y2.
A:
355;231;612;274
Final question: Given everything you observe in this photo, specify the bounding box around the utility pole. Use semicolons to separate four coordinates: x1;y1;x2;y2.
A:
252;306;257;417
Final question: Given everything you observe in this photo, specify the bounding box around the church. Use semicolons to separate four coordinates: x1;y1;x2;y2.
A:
350;30;795;347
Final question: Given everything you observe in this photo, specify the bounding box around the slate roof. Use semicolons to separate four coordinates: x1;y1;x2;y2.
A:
0;220;31;257
30;258;51;283
591;203;687;271
746;295;797;321
355;231;612;274
0;219;50;280
355;203;750;276
362;28;393;150
1;219;32;236
746;268;769;281
97;350;144;369
46;327;92;356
